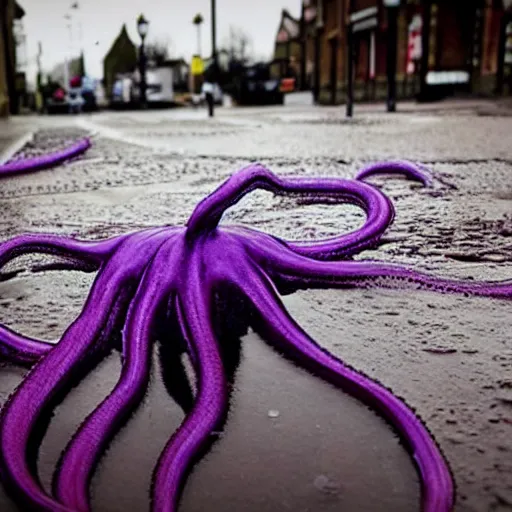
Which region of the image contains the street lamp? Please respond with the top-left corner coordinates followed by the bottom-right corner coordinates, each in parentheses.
top-left (137, 14), bottom-right (149, 108)
top-left (313, 0), bottom-right (324, 104)
top-left (193, 13), bottom-right (204, 56)
top-left (209, 0), bottom-right (217, 118)
top-left (384, 0), bottom-right (400, 112)
top-left (346, 0), bottom-right (354, 117)
top-left (211, 0), bottom-right (217, 67)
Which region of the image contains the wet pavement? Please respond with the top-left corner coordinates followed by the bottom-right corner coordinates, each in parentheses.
top-left (0, 100), bottom-right (511, 512)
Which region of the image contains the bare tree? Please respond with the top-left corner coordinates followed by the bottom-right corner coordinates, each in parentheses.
top-left (223, 26), bottom-right (253, 64)
top-left (145, 39), bottom-right (172, 67)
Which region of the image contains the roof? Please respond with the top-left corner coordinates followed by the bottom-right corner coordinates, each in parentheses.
top-left (275, 9), bottom-right (300, 44)
top-left (15, 2), bottom-right (25, 19)
top-left (104, 24), bottom-right (136, 61)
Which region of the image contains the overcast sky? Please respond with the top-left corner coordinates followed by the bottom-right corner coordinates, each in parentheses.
top-left (19, 0), bottom-right (300, 81)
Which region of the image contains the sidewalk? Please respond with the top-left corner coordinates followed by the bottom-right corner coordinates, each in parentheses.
top-left (0, 118), bottom-right (35, 164)
top-left (334, 97), bottom-right (512, 116)
top-left (285, 91), bottom-right (512, 116)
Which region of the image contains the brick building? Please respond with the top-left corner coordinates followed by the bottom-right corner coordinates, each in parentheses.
top-left (498, 2), bottom-right (512, 94)
top-left (419, 0), bottom-right (512, 99)
top-left (302, 0), bottom-right (512, 104)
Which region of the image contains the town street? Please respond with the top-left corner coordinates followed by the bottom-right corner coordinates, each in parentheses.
top-left (0, 98), bottom-right (511, 512)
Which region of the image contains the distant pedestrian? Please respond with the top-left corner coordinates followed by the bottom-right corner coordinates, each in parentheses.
top-left (202, 80), bottom-right (214, 117)
top-left (69, 76), bottom-right (84, 114)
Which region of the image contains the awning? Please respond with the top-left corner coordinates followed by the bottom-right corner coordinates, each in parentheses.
top-left (349, 7), bottom-right (378, 34)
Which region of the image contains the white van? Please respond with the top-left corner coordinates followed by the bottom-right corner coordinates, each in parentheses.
top-left (146, 68), bottom-right (174, 104)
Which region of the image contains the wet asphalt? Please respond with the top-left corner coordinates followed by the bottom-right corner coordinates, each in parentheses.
top-left (0, 97), bottom-right (511, 512)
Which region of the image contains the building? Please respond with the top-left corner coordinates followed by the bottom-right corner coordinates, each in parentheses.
top-left (301, 0), bottom-right (318, 90)
top-left (161, 58), bottom-right (190, 93)
top-left (305, 0), bottom-right (512, 105)
top-left (271, 9), bottom-right (302, 83)
top-left (103, 24), bottom-right (138, 100)
top-left (498, 3), bottom-right (512, 94)
top-left (418, 0), bottom-right (512, 99)
top-left (0, 0), bottom-right (25, 116)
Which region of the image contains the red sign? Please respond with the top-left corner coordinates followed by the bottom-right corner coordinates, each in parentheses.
top-left (406, 15), bottom-right (422, 75)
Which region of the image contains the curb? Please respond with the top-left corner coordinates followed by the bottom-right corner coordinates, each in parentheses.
top-left (0, 131), bottom-right (34, 165)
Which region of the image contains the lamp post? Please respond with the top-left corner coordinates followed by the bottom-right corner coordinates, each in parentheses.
top-left (70, 2), bottom-right (85, 76)
top-left (211, 0), bottom-right (217, 70)
top-left (207, 0), bottom-right (217, 118)
top-left (313, 0), bottom-right (324, 104)
top-left (63, 13), bottom-right (72, 94)
top-left (384, 0), bottom-right (400, 112)
top-left (299, 1), bottom-right (306, 91)
top-left (137, 14), bottom-right (149, 108)
top-left (193, 13), bottom-right (204, 57)
top-left (346, 0), bottom-right (354, 117)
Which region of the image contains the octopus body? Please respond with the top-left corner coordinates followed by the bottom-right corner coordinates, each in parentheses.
top-left (0, 162), bottom-right (510, 512)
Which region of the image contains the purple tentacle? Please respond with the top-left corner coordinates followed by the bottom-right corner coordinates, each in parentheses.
top-left (241, 232), bottom-right (512, 300)
top-left (0, 325), bottom-right (53, 366)
top-left (235, 266), bottom-right (454, 512)
top-left (355, 160), bottom-right (433, 187)
top-left (0, 231), bottom-right (167, 511)
top-left (0, 230), bottom-right (169, 365)
top-left (29, 260), bottom-right (98, 274)
top-left (151, 255), bottom-right (228, 512)
top-left (0, 138), bottom-right (91, 177)
top-left (0, 232), bottom-right (123, 268)
top-left (0, 271), bottom-right (126, 510)
top-left (53, 236), bottom-right (178, 512)
top-left (187, 164), bottom-right (395, 260)
top-left (0, 234), bottom-right (116, 365)
top-left (269, 250), bottom-right (512, 300)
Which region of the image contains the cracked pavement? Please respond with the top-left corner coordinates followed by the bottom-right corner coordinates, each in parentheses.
top-left (0, 99), bottom-right (511, 512)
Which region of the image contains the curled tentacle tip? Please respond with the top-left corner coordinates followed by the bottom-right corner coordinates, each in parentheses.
top-left (0, 136), bottom-right (92, 177)
top-left (412, 161), bottom-right (435, 187)
top-left (355, 160), bottom-right (434, 188)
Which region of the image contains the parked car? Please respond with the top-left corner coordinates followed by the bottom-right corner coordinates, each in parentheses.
top-left (45, 76), bottom-right (98, 114)
top-left (45, 87), bottom-right (69, 114)
top-left (81, 76), bottom-right (98, 112)
top-left (235, 63), bottom-right (284, 106)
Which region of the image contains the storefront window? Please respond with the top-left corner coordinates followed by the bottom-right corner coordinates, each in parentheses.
top-left (505, 21), bottom-right (512, 66)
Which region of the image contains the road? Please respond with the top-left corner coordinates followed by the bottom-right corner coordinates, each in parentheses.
top-left (0, 99), bottom-right (511, 512)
